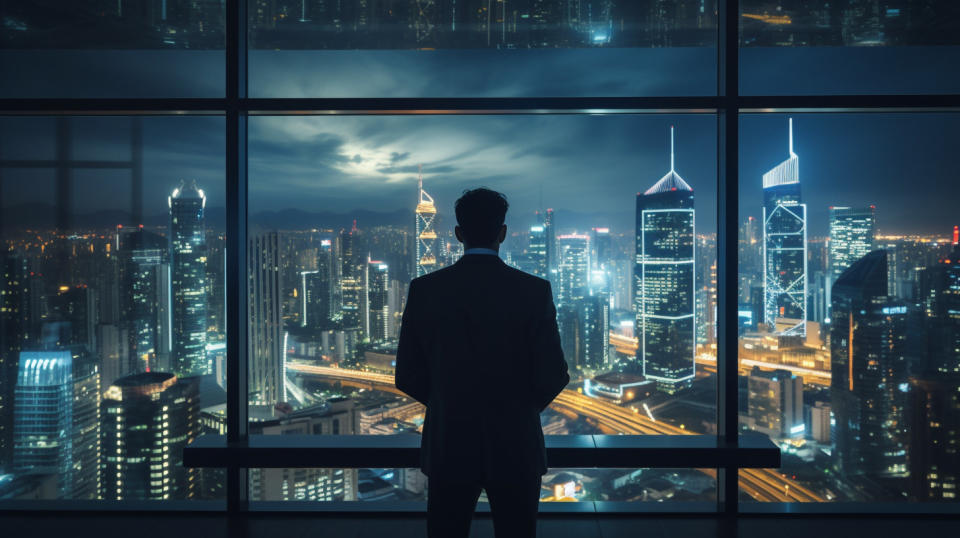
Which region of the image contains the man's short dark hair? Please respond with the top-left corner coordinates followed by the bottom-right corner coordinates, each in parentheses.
top-left (454, 188), bottom-right (509, 246)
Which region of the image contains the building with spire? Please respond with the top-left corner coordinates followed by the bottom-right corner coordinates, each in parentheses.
top-left (415, 165), bottom-right (438, 277)
top-left (169, 180), bottom-right (209, 377)
top-left (762, 118), bottom-right (807, 336)
top-left (635, 126), bottom-right (695, 392)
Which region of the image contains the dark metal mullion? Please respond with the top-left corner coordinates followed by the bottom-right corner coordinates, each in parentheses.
top-left (718, 0), bottom-right (741, 517)
top-left (225, 0), bottom-right (249, 516)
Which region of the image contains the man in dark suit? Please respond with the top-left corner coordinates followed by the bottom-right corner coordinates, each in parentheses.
top-left (396, 188), bottom-right (569, 538)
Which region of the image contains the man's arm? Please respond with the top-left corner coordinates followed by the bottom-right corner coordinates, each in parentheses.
top-left (531, 281), bottom-right (570, 413)
top-left (395, 279), bottom-right (429, 404)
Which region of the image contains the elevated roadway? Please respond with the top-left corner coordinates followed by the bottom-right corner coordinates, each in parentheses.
top-left (287, 363), bottom-right (823, 502)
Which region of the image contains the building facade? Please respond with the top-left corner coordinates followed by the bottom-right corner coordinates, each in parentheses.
top-left (100, 372), bottom-right (200, 500)
top-left (762, 118), bottom-right (807, 336)
top-left (635, 127), bottom-right (695, 391)
top-left (169, 181), bottom-right (209, 377)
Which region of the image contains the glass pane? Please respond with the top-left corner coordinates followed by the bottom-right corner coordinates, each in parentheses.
top-left (0, 116), bottom-right (226, 502)
top-left (740, 2), bottom-right (960, 94)
top-left (248, 1), bottom-right (717, 97)
top-left (738, 113), bottom-right (960, 503)
top-left (247, 113), bottom-right (718, 503)
top-left (0, 3), bottom-right (225, 97)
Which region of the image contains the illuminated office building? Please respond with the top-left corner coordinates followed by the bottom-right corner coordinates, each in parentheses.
top-left (415, 166), bottom-right (438, 277)
top-left (249, 399), bottom-right (358, 502)
top-left (829, 206), bottom-right (876, 280)
top-left (581, 293), bottom-right (610, 371)
top-left (762, 118), bottom-right (807, 336)
top-left (747, 367), bottom-right (804, 439)
top-left (831, 250), bottom-right (909, 480)
top-left (527, 224), bottom-right (549, 279)
top-left (635, 126), bottom-right (695, 392)
top-left (249, 231), bottom-right (284, 406)
top-left (301, 239), bottom-right (335, 330)
top-left (13, 350), bottom-right (100, 499)
top-left (908, 374), bottom-right (960, 501)
top-left (0, 254), bottom-right (29, 467)
top-left (557, 234), bottom-right (590, 305)
top-left (919, 233), bottom-right (960, 375)
top-left (339, 226), bottom-right (364, 332)
top-left (100, 372), bottom-right (199, 500)
top-left (365, 259), bottom-right (390, 343)
top-left (169, 180), bottom-right (209, 377)
top-left (117, 227), bottom-right (170, 376)
top-left (827, 206), bottom-right (876, 318)
top-left (592, 227), bottom-right (612, 269)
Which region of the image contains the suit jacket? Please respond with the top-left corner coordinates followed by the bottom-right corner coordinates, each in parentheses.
top-left (395, 254), bottom-right (569, 481)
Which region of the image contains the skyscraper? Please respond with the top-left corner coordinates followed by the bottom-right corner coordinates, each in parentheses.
top-left (415, 166), bottom-right (438, 278)
top-left (100, 372), bottom-right (200, 500)
top-left (544, 208), bottom-right (556, 286)
top-left (365, 259), bottom-right (390, 343)
top-left (919, 232), bottom-right (960, 375)
top-left (581, 293), bottom-right (610, 371)
top-left (635, 126), bottom-right (695, 392)
top-left (908, 374), bottom-right (960, 501)
top-left (13, 349), bottom-right (100, 499)
top-left (249, 231), bottom-right (284, 406)
top-left (301, 238), bottom-right (336, 330)
top-left (169, 181), bottom-right (209, 377)
top-left (117, 227), bottom-right (169, 376)
top-left (762, 118), bottom-right (807, 336)
top-left (339, 225), bottom-right (364, 332)
top-left (557, 234), bottom-right (590, 305)
top-left (592, 227), bottom-right (612, 269)
top-left (827, 206), bottom-right (876, 319)
top-left (0, 253), bottom-right (29, 467)
top-left (829, 206), bottom-right (876, 281)
top-left (527, 224), bottom-right (549, 279)
top-left (831, 250), bottom-right (909, 480)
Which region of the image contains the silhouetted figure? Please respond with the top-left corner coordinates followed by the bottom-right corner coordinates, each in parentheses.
top-left (396, 188), bottom-right (569, 538)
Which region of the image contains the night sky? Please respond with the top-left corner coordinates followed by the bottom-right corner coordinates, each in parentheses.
top-left (1, 47), bottom-right (958, 238)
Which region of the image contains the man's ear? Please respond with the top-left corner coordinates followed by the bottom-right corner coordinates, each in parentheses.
top-left (498, 225), bottom-right (507, 244)
top-left (455, 226), bottom-right (464, 243)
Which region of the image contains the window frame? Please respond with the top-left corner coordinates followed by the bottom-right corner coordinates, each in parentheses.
top-left (1, 0), bottom-right (958, 515)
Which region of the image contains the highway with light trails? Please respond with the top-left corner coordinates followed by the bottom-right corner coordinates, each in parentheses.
top-left (287, 362), bottom-right (824, 503)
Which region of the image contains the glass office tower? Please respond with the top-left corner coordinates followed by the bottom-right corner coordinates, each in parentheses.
top-left (365, 260), bottom-right (390, 343)
top-left (635, 127), bottom-right (695, 392)
top-left (169, 181), bottom-right (209, 377)
top-left (830, 250), bottom-right (909, 480)
top-left (528, 225), bottom-right (549, 279)
top-left (117, 228), bottom-right (170, 377)
top-left (762, 118), bottom-right (808, 336)
top-left (827, 206), bottom-right (876, 319)
top-left (13, 350), bottom-right (100, 499)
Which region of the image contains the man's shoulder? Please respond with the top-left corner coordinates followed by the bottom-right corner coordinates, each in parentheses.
top-left (411, 262), bottom-right (549, 292)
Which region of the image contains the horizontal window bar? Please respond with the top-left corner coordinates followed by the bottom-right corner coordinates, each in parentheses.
top-left (1, 96), bottom-right (958, 115)
top-left (183, 434), bottom-right (780, 470)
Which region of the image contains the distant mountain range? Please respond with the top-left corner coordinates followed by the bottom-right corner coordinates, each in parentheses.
top-left (0, 203), bottom-right (634, 235)
top-left (0, 204), bottom-right (411, 233)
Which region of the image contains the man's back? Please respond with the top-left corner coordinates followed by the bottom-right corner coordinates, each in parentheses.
top-left (395, 253), bottom-right (569, 481)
